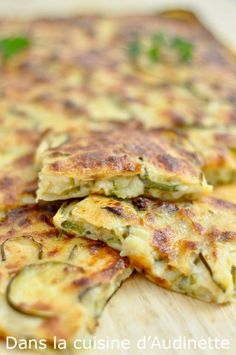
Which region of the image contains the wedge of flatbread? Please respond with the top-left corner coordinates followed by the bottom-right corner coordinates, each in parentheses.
top-left (0, 204), bottom-right (132, 349)
top-left (54, 195), bottom-right (236, 303)
top-left (36, 123), bottom-right (211, 202)
top-left (0, 117), bottom-right (105, 219)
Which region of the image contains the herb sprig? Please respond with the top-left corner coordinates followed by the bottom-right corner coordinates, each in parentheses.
top-left (127, 32), bottom-right (194, 64)
top-left (148, 32), bottom-right (165, 62)
top-left (127, 39), bottom-right (142, 61)
top-left (171, 36), bottom-right (194, 62)
top-left (0, 36), bottom-right (31, 64)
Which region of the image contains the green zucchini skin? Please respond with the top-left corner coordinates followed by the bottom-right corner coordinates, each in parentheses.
top-left (0, 205), bottom-right (132, 343)
top-left (6, 262), bottom-right (85, 318)
top-left (54, 194), bottom-right (236, 304)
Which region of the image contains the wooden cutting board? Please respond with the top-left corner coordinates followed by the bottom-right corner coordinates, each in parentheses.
top-left (1, 274), bottom-right (235, 355)
top-left (0, 1), bottom-right (236, 354)
top-left (96, 274), bottom-right (236, 355)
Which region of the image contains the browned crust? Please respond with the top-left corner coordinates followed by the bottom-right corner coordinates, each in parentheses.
top-left (0, 10), bottom-right (236, 211)
top-left (0, 129), bottom-right (46, 212)
top-left (0, 205), bottom-right (131, 341)
top-left (152, 228), bottom-right (175, 259)
top-left (89, 195), bottom-right (236, 261)
top-left (42, 124), bottom-right (202, 181)
top-left (0, 10), bottom-right (236, 130)
top-left (205, 196), bottom-right (236, 212)
top-left (181, 128), bottom-right (236, 174)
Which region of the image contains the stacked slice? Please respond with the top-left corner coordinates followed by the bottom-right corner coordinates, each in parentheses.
top-left (36, 123), bottom-right (211, 201)
top-left (54, 195), bottom-right (236, 304)
top-left (36, 121), bottom-right (236, 304)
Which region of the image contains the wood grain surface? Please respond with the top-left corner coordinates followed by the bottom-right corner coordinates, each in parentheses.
top-left (0, 1), bottom-right (236, 354)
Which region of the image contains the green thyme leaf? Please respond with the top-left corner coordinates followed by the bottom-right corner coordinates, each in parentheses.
top-left (127, 33), bottom-right (194, 64)
top-left (0, 36), bottom-right (31, 64)
top-left (171, 36), bottom-right (194, 62)
top-left (127, 39), bottom-right (142, 60)
top-left (148, 32), bottom-right (166, 62)
top-left (148, 46), bottom-right (160, 62)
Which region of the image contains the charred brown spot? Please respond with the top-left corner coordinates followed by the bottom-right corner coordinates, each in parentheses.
top-left (39, 213), bottom-right (55, 227)
top-left (73, 277), bottom-right (91, 288)
top-left (145, 212), bottom-right (155, 224)
top-left (0, 206), bottom-right (56, 240)
top-left (220, 231), bottom-right (236, 241)
top-left (178, 207), bottom-right (204, 234)
top-left (156, 154), bottom-right (180, 172)
top-left (104, 206), bottom-right (125, 217)
top-left (157, 201), bottom-right (179, 213)
top-left (152, 228), bottom-right (174, 258)
top-left (167, 111), bottom-right (186, 126)
top-left (209, 228), bottom-right (236, 242)
top-left (208, 197), bottom-right (236, 211)
top-left (17, 217), bottom-right (31, 227)
top-left (132, 196), bottom-right (152, 210)
top-left (179, 207), bottom-right (194, 218)
top-left (47, 248), bottom-right (60, 257)
top-left (100, 259), bottom-right (128, 280)
top-left (152, 276), bottom-right (168, 287)
top-left (63, 99), bottom-right (78, 109)
top-left (63, 99), bottom-right (87, 116)
top-left (0, 177), bottom-right (13, 189)
top-left (5, 207), bottom-right (33, 223)
top-left (50, 161), bottom-right (61, 172)
top-left (182, 240), bottom-right (198, 250)
top-left (14, 153), bottom-right (34, 167)
top-left (89, 240), bottom-right (106, 254)
top-left (193, 222), bottom-right (204, 234)
top-left (180, 149), bottom-right (202, 166)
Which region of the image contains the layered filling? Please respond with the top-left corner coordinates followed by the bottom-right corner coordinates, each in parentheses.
top-left (57, 216), bottom-right (236, 303)
top-left (185, 128), bottom-right (236, 186)
top-left (54, 199), bottom-right (236, 304)
top-left (205, 167), bottom-right (236, 186)
top-left (38, 167), bottom-right (211, 202)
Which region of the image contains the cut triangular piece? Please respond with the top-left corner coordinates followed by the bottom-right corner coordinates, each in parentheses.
top-left (37, 123), bottom-right (211, 202)
top-left (0, 204), bottom-right (132, 347)
top-left (54, 195), bottom-right (236, 303)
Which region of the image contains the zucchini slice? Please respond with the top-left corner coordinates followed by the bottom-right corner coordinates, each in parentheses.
top-left (0, 236), bottom-right (43, 294)
top-left (144, 180), bottom-right (179, 191)
top-left (7, 261), bottom-right (85, 318)
top-left (1, 236), bottom-right (42, 262)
